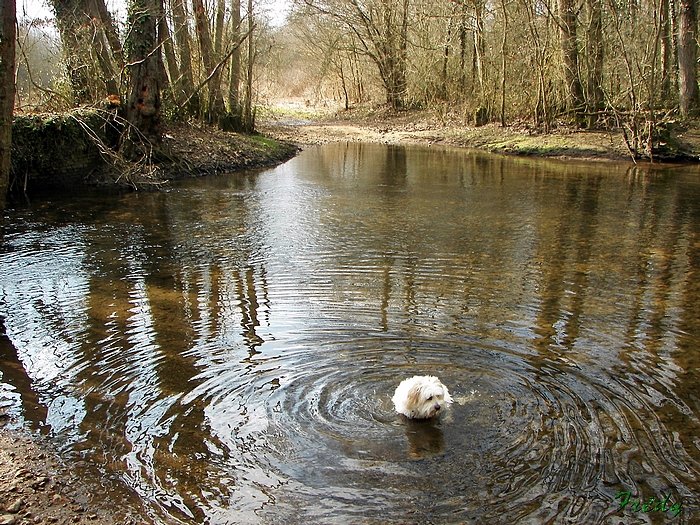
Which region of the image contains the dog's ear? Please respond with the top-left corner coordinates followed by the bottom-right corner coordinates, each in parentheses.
top-left (406, 384), bottom-right (423, 408)
top-left (442, 385), bottom-right (453, 404)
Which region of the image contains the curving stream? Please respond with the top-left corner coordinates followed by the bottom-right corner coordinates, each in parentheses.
top-left (1, 142), bottom-right (699, 524)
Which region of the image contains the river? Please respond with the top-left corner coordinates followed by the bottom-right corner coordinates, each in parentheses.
top-left (1, 142), bottom-right (699, 524)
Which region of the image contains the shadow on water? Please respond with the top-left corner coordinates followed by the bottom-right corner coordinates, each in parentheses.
top-left (1, 143), bottom-right (700, 524)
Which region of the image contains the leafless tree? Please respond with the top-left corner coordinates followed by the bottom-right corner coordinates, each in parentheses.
top-left (0, 0), bottom-right (15, 205)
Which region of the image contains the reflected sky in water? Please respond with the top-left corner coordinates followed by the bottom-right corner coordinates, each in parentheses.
top-left (1, 143), bottom-right (700, 524)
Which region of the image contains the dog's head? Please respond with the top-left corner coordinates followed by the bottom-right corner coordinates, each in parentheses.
top-left (393, 375), bottom-right (453, 419)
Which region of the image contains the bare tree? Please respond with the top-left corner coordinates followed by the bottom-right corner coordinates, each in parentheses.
top-left (193, 0), bottom-right (226, 121)
top-left (585, 0), bottom-right (603, 125)
top-left (299, 0), bottom-right (410, 109)
top-left (158, 2), bottom-right (180, 95)
top-left (125, 0), bottom-right (164, 146)
top-left (499, 0), bottom-right (508, 126)
top-left (50, 0), bottom-right (94, 103)
top-left (659, 0), bottom-right (675, 102)
top-left (678, 0), bottom-right (699, 117)
top-left (47, 0), bottom-right (122, 102)
top-left (170, 0), bottom-right (198, 111)
top-left (226, 0), bottom-right (243, 128)
top-left (243, 0), bottom-right (255, 130)
top-left (558, 0), bottom-right (584, 122)
top-left (0, 0), bottom-right (15, 205)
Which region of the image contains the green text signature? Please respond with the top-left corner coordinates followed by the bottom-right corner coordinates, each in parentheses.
top-left (615, 491), bottom-right (683, 518)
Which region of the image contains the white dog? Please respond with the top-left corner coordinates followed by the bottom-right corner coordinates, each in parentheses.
top-left (392, 375), bottom-right (453, 419)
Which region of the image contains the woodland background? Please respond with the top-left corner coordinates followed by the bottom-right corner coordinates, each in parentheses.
top-left (1, 0), bottom-right (700, 202)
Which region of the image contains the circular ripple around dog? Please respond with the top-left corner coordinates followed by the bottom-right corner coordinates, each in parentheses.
top-left (190, 337), bottom-right (690, 524)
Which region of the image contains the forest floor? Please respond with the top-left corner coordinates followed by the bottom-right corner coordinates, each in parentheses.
top-left (258, 103), bottom-right (700, 162)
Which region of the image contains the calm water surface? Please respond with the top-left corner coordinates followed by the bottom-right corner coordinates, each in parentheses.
top-left (1, 143), bottom-right (700, 524)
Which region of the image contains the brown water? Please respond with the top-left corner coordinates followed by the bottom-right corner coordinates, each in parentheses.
top-left (1, 142), bottom-right (700, 524)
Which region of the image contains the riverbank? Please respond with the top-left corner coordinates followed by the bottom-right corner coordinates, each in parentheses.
top-left (9, 112), bottom-right (299, 195)
top-left (10, 106), bottom-right (700, 196)
top-left (258, 105), bottom-right (700, 162)
top-left (0, 427), bottom-right (141, 525)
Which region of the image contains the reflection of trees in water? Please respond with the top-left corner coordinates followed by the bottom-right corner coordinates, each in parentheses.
top-left (1, 187), bottom-right (276, 521)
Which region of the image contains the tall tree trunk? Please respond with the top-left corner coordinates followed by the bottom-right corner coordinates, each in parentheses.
top-left (90, 18), bottom-right (119, 96)
top-left (458, 1), bottom-right (468, 94)
top-left (125, 0), bottom-right (164, 145)
top-left (376, 0), bottom-right (408, 109)
top-left (88, 0), bottom-right (124, 66)
top-left (212, 0), bottom-right (226, 119)
top-left (243, 0), bottom-right (255, 131)
top-left (51, 0), bottom-right (94, 103)
top-left (227, 0), bottom-right (242, 125)
top-left (87, 0), bottom-right (122, 95)
top-left (660, 0), bottom-right (674, 102)
top-left (398, 0), bottom-right (409, 106)
top-left (558, 0), bottom-right (584, 121)
top-left (193, 0), bottom-right (225, 122)
top-left (89, 0), bottom-right (123, 65)
top-left (523, 0), bottom-right (550, 130)
top-left (472, 0), bottom-right (487, 102)
top-left (215, 0), bottom-right (225, 58)
top-left (0, 0), bottom-right (15, 206)
top-left (170, 0), bottom-right (197, 112)
top-left (157, 4), bottom-right (179, 93)
top-left (52, 0), bottom-right (122, 102)
top-left (440, 13), bottom-right (453, 101)
top-left (499, 0), bottom-right (508, 126)
top-left (585, 0), bottom-right (603, 125)
top-left (678, 0), bottom-right (699, 117)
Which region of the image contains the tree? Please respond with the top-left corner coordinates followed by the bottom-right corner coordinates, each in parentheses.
top-left (678, 0), bottom-right (699, 117)
top-left (50, 0), bottom-right (94, 103)
top-left (158, 2), bottom-right (180, 96)
top-left (226, 0), bottom-right (243, 128)
top-left (0, 0), bottom-right (15, 206)
top-left (170, 0), bottom-right (198, 112)
top-left (499, 0), bottom-right (509, 126)
top-left (585, 0), bottom-right (603, 125)
top-left (50, 0), bottom-right (121, 103)
top-left (193, 0), bottom-right (226, 121)
top-left (558, 0), bottom-right (584, 122)
top-left (300, 0), bottom-right (410, 109)
top-left (125, 0), bottom-right (165, 146)
top-left (243, 0), bottom-right (255, 130)
top-left (659, 0), bottom-right (675, 102)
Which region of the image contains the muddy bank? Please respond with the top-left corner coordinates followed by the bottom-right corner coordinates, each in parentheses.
top-left (159, 122), bottom-right (299, 180)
